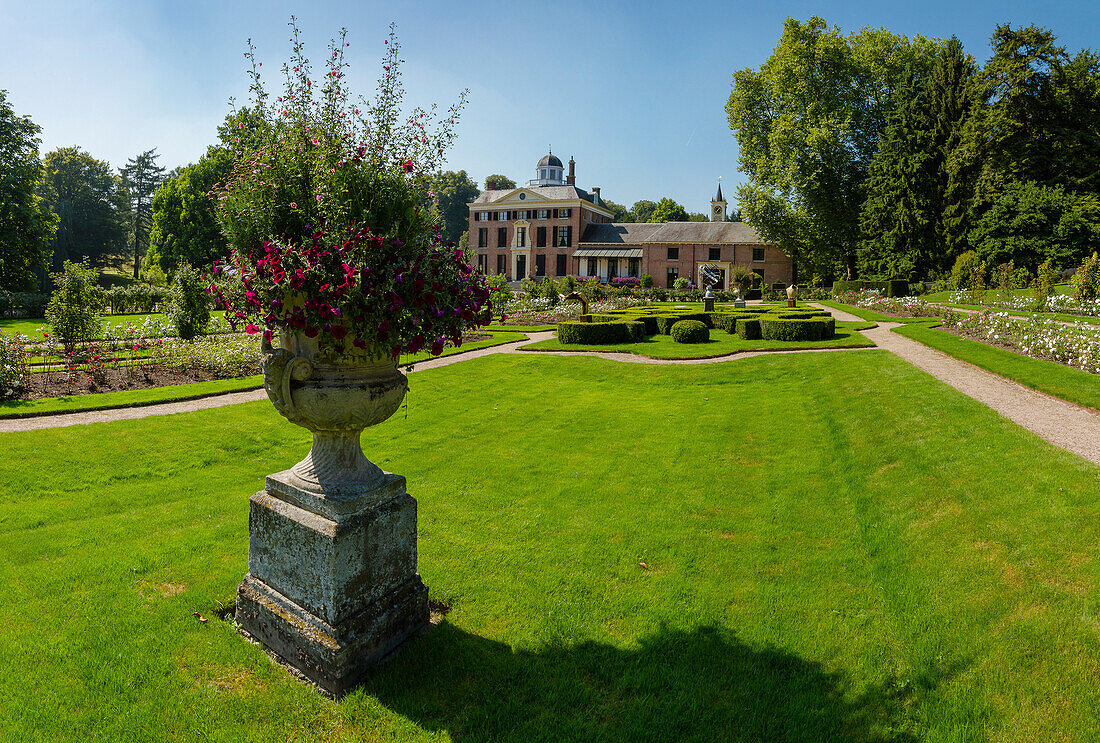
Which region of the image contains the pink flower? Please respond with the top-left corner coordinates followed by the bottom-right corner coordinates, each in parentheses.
top-left (290, 202), bottom-right (298, 209)
top-left (316, 194), bottom-right (322, 202)
top-left (402, 160), bottom-right (414, 173)
top-left (245, 324), bottom-right (260, 334)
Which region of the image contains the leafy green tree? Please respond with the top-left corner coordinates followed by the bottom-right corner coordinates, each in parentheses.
top-left (629, 200), bottom-right (658, 223)
top-left (970, 181), bottom-right (1100, 272)
top-left (727, 16), bottom-right (938, 279)
top-left (603, 199), bottom-right (631, 222)
top-left (146, 147), bottom-right (233, 276)
top-left (859, 37), bottom-right (980, 280)
top-left (650, 198), bottom-right (689, 223)
top-left (484, 174), bottom-right (515, 190)
top-left (46, 260), bottom-right (104, 347)
top-left (429, 170), bottom-right (480, 245)
top-left (38, 147), bottom-right (128, 271)
top-left (168, 262), bottom-right (211, 340)
top-left (0, 90), bottom-right (56, 290)
top-left (120, 149), bottom-right (166, 279)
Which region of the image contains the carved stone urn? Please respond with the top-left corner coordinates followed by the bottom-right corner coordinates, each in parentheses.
top-left (235, 329), bottom-right (429, 696)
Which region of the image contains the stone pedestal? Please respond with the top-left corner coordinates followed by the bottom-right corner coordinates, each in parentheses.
top-left (236, 469), bottom-right (428, 696)
top-left (733, 299), bottom-right (746, 308)
top-left (703, 297), bottom-right (715, 312)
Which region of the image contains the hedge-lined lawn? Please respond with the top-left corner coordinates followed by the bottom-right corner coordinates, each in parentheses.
top-left (5, 352), bottom-right (1099, 740)
top-left (893, 322), bottom-right (1100, 412)
top-left (815, 300), bottom-right (937, 324)
top-left (0, 332), bottom-right (528, 419)
top-left (520, 320), bottom-right (874, 359)
top-left (921, 284), bottom-right (1072, 304)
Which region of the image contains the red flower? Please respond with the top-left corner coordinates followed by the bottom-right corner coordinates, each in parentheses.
top-left (430, 338), bottom-right (444, 356)
top-left (245, 324), bottom-right (260, 334)
top-left (402, 159), bottom-right (413, 173)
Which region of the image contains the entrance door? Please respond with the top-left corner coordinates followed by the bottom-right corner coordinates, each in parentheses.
top-left (608, 258), bottom-right (618, 280)
top-left (516, 255), bottom-right (527, 280)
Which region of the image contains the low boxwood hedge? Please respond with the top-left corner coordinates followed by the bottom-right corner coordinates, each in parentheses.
top-left (760, 317), bottom-right (830, 341)
top-left (735, 317), bottom-right (762, 340)
top-left (654, 313), bottom-right (710, 334)
top-left (710, 313), bottom-right (739, 334)
top-left (670, 320), bottom-right (709, 343)
top-left (832, 279), bottom-right (908, 298)
top-left (557, 321), bottom-right (644, 344)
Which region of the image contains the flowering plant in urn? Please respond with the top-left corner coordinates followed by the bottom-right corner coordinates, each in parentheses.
top-left (212, 21), bottom-right (488, 494)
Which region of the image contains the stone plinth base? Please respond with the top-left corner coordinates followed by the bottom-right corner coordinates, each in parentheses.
top-left (733, 299), bottom-right (746, 308)
top-left (236, 470), bottom-right (429, 696)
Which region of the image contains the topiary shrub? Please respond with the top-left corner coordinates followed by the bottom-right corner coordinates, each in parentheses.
top-left (557, 321), bottom-right (644, 345)
top-left (168, 263), bottom-right (211, 341)
top-left (735, 317), bottom-right (762, 340)
top-left (670, 319), bottom-right (709, 343)
top-left (760, 317), bottom-right (826, 342)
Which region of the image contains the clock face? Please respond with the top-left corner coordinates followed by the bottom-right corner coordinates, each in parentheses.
top-left (714, 205), bottom-right (722, 214)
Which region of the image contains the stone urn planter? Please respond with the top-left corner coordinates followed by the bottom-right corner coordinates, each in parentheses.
top-left (234, 329), bottom-right (429, 696)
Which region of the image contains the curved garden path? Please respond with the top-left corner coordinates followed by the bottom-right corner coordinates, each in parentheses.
top-left (810, 303), bottom-right (1100, 465)
top-left (9, 314), bottom-right (1100, 469)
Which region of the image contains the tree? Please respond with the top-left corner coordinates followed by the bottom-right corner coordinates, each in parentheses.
top-left (969, 181), bottom-right (1100, 272)
top-left (603, 199), bottom-right (632, 222)
top-left (429, 170), bottom-right (480, 245)
top-left (119, 149), bottom-right (166, 279)
top-left (167, 262), bottom-right (210, 340)
top-left (146, 147), bottom-right (233, 276)
top-left (727, 17), bottom-right (938, 279)
top-left (650, 197), bottom-right (689, 223)
top-left (38, 147), bottom-right (128, 271)
top-left (630, 199), bottom-right (658, 223)
top-left (46, 260), bottom-right (104, 347)
top-left (0, 90), bottom-right (56, 290)
top-left (858, 37), bottom-right (980, 279)
top-left (484, 174), bottom-right (515, 190)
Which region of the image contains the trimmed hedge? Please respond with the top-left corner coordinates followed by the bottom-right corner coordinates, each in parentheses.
top-left (670, 320), bottom-right (709, 343)
top-left (557, 321), bottom-right (644, 344)
top-left (760, 317), bottom-right (829, 341)
top-left (735, 317), bottom-right (762, 340)
top-left (832, 279), bottom-right (908, 298)
top-left (711, 313), bottom-right (739, 334)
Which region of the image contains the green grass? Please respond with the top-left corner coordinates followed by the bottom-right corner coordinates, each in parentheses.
top-left (0, 376), bottom-right (265, 418)
top-left (0, 311), bottom-right (229, 339)
top-left (0, 332), bottom-right (527, 420)
top-left (483, 323), bottom-right (557, 332)
top-left (815, 300), bottom-right (937, 324)
top-left (919, 283), bottom-right (1072, 304)
top-left (520, 321), bottom-right (875, 359)
top-left (893, 321), bottom-right (1100, 412)
top-left (3, 351), bottom-right (1100, 740)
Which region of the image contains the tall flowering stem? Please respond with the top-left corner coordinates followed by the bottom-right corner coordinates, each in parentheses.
top-left (211, 19), bottom-right (487, 359)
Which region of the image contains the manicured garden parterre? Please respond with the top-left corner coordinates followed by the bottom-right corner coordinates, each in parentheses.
top-left (3, 351), bottom-right (1100, 741)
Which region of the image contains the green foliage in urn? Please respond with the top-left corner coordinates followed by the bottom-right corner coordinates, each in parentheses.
top-left (211, 21), bottom-right (489, 360)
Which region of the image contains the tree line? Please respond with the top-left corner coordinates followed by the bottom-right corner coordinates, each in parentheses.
top-left (727, 19), bottom-right (1100, 283)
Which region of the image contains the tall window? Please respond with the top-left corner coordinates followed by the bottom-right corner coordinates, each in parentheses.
top-left (535, 254), bottom-right (546, 276)
top-left (497, 254), bottom-right (505, 275)
top-left (666, 267), bottom-right (679, 288)
top-left (607, 258), bottom-right (618, 280)
top-left (587, 258), bottom-right (597, 276)
top-left (516, 227), bottom-right (527, 248)
top-left (477, 255), bottom-right (486, 273)
top-left (628, 258), bottom-right (640, 277)
top-left (709, 247), bottom-right (721, 261)
top-left (555, 226), bottom-right (570, 247)
top-left (556, 254), bottom-right (567, 276)
top-left (478, 228), bottom-right (488, 248)
top-left (667, 247), bottom-right (679, 260)
top-left (753, 247), bottom-right (765, 261)
top-left (536, 226), bottom-right (546, 248)
top-left (497, 227), bottom-right (507, 248)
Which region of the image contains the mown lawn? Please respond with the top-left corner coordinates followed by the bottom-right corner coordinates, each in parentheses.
top-left (2, 351), bottom-right (1099, 741)
top-left (0, 311), bottom-right (229, 339)
top-left (518, 321), bottom-right (874, 359)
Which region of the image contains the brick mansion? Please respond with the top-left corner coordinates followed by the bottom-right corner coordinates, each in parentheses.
top-left (467, 151), bottom-right (794, 289)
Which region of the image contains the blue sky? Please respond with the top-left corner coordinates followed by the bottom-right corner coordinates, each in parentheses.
top-left (2, 0), bottom-right (1098, 212)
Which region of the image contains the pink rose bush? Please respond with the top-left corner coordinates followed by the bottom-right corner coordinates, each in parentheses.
top-left (211, 21), bottom-right (488, 359)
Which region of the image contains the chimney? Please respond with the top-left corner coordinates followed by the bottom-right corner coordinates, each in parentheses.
top-left (567, 156), bottom-right (576, 186)
top-left (592, 186), bottom-right (601, 201)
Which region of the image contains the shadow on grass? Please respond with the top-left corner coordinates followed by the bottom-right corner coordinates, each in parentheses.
top-left (363, 622), bottom-right (935, 742)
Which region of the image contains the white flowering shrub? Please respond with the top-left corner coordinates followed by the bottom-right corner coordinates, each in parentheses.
top-left (0, 331), bottom-right (28, 399)
top-left (943, 311), bottom-right (1100, 373)
top-left (150, 335), bottom-right (261, 378)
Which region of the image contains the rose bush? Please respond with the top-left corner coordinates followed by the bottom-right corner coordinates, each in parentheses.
top-left (211, 22), bottom-right (489, 360)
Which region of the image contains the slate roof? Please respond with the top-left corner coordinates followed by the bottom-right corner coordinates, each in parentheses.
top-left (471, 186), bottom-right (606, 208)
top-left (580, 221), bottom-right (764, 245)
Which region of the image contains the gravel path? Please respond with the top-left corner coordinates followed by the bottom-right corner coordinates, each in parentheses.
top-left (810, 303), bottom-right (1100, 465)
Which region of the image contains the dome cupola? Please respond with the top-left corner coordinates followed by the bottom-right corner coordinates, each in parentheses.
top-left (530, 148), bottom-right (566, 186)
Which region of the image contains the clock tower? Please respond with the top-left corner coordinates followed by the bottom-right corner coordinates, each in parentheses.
top-left (710, 182), bottom-right (727, 222)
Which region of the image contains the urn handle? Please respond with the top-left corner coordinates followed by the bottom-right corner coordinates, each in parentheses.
top-left (261, 333), bottom-right (313, 423)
